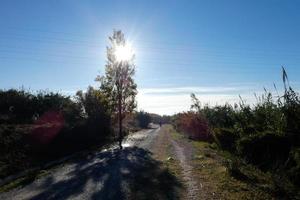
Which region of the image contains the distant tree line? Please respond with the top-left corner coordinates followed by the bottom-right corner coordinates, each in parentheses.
top-left (136, 111), bottom-right (151, 128)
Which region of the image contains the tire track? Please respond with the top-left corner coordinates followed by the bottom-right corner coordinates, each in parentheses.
top-left (171, 139), bottom-right (201, 200)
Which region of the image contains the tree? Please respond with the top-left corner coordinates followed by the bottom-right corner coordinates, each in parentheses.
top-left (136, 111), bottom-right (151, 128)
top-left (96, 30), bottom-right (137, 149)
top-left (191, 93), bottom-right (201, 112)
top-left (76, 86), bottom-right (111, 140)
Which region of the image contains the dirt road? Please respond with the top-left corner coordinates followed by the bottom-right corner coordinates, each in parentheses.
top-left (0, 126), bottom-right (189, 200)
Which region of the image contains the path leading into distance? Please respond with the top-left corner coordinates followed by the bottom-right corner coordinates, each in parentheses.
top-left (1, 125), bottom-right (203, 200)
top-left (0, 127), bottom-right (165, 200)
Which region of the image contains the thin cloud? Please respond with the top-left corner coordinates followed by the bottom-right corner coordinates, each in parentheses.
top-left (137, 91), bottom-right (257, 115)
top-left (138, 86), bottom-right (248, 95)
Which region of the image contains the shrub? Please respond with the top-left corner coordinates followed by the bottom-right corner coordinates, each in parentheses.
top-left (0, 125), bottom-right (32, 178)
top-left (0, 87), bottom-right (113, 177)
top-left (0, 89), bottom-right (36, 123)
top-left (0, 89), bottom-right (77, 124)
top-left (237, 133), bottom-right (291, 170)
top-left (183, 69), bottom-right (300, 195)
top-left (213, 128), bottom-right (239, 152)
top-left (174, 112), bottom-right (212, 142)
top-left (252, 92), bottom-right (283, 134)
top-left (136, 111), bottom-right (151, 128)
top-left (224, 157), bottom-right (249, 181)
top-left (287, 148), bottom-right (300, 186)
top-left (202, 104), bottom-right (236, 129)
top-left (282, 88), bottom-right (300, 146)
top-left (76, 86), bottom-right (111, 141)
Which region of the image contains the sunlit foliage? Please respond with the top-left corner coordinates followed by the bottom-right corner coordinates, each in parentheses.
top-left (96, 30), bottom-right (137, 149)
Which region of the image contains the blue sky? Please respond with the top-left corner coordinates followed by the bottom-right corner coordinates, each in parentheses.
top-left (1, 0), bottom-right (300, 114)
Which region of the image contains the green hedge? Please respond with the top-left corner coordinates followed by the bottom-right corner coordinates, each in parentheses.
top-left (237, 133), bottom-right (291, 170)
top-left (213, 128), bottom-right (239, 152)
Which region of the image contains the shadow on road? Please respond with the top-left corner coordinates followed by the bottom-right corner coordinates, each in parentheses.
top-left (30, 147), bottom-right (182, 200)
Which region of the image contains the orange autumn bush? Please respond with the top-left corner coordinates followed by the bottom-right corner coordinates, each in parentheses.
top-left (174, 112), bottom-right (212, 142)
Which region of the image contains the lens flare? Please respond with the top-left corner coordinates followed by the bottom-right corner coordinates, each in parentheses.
top-left (115, 43), bottom-right (134, 62)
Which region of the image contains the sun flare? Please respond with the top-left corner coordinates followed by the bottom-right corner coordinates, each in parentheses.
top-left (115, 43), bottom-right (134, 62)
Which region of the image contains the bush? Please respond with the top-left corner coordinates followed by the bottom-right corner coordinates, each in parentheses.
top-left (224, 157), bottom-right (249, 181)
top-left (282, 89), bottom-right (300, 146)
top-left (0, 87), bottom-right (113, 177)
top-left (181, 69), bottom-right (300, 195)
top-left (44, 87), bottom-right (112, 156)
top-left (0, 125), bottom-right (32, 178)
top-left (0, 89), bottom-right (36, 123)
top-left (202, 104), bottom-right (236, 129)
top-left (287, 148), bottom-right (300, 186)
top-left (0, 89), bottom-right (77, 124)
top-left (237, 133), bottom-right (291, 170)
top-left (76, 86), bottom-right (111, 141)
top-left (213, 128), bottom-right (239, 152)
top-left (174, 112), bottom-right (212, 141)
top-left (136, 111), bottom-right (151, 128)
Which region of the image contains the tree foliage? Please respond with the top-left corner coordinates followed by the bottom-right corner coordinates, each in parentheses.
top-left (0, 87), bottom-right (112, 178)
top-left (96, 30), bottom-right (137, 148)
top-left (136, 111), bottom-right (151, 128)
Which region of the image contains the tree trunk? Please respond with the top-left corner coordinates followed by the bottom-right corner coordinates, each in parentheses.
top-left (118, 92), bottom-right (123, 149)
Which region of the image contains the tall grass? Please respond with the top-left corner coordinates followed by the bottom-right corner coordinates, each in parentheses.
top-left (173, 68), bottom-right (300, 191)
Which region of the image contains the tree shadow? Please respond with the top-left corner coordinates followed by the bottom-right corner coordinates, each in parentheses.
top-left (30, 147), bottom-right (182, 200)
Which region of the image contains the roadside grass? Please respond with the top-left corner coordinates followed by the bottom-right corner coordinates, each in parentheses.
top-left (160, 126), bottom-right (184, 180)
top-left (193, 141), bottom-right (274, 199)
top-left (128, 154), bottom-right (183, 200)
top-left (151, 126), bottom-right (184, 178)
top-left (170, 127), bottom-right (275, 200)
top-left (0, 143), bottom-right (109, 193)
top-left (0, 170), bottom-right (49, 193)
top-left (164, 143), bottom-right (184, 178)
top-left (130, 125), bottom-right (185, 199)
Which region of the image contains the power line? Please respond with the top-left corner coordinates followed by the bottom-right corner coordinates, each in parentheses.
top-left (0, 54), bottom-right (296, 71)
top-left (1, 38), bottom-right (299, 63)
top-left (1, 31), bottom-right (300, 56)
top-left (2, 26), bottom-right (299, 54)
top-left (0, 27), bottom-right (299, 69)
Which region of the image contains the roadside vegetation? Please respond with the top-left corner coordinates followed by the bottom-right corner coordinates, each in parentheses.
top-left (0, 89), bottom-right (154, 180)
top-left (169, 127), bottom-right (274, 199)
top-left (172, 68), bottom-right (300, 199)
top-left (129, 125), bottom-right (184, 200)
top-left (136, 111), bottom-right (151, 128)
top-left (0, 87), bottom-right (111, 178)
top-left (97, 30), bottom-right (137, 149)
top-left (0, 30), bottom-right (147, 180)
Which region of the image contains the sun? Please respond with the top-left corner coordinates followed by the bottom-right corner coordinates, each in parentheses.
top-left (115, 43), bottom-right (134, 62)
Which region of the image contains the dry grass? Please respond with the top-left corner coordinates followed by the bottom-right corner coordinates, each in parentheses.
top-left (192, 141), bottom-right (274, 199)
top-left (150, 125), bottom-right (186, 198)
top-left (170, 127), bottom-right (275, 200)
